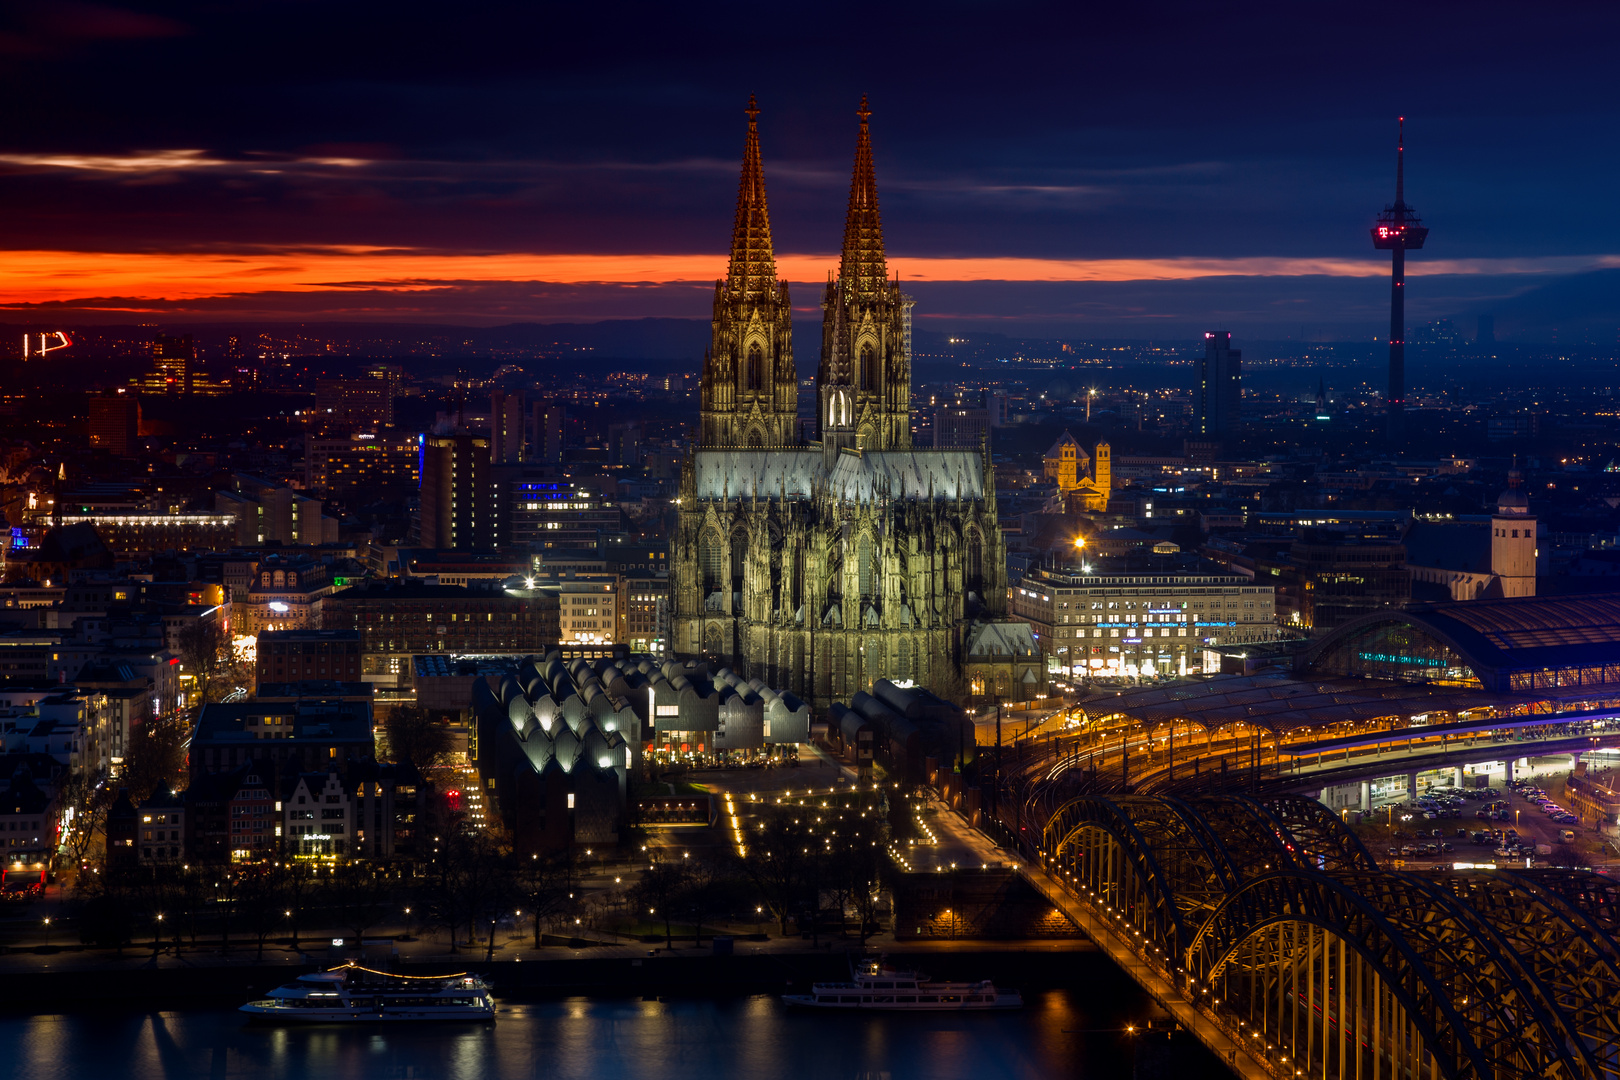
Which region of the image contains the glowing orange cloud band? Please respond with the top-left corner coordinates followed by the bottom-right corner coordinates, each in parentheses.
top-left (0, 247), bottom-right (1613, 305)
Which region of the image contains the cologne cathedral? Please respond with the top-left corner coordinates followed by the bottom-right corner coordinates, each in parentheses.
top-left (670, 97), bottom-right (1006, 706)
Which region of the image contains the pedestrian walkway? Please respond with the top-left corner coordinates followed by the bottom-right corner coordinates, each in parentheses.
top-left (1021, 866), bottom-right (1273, 1080)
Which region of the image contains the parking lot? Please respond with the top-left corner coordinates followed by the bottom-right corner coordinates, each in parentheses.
top-left (1367, 777), bottom-right (1598, 870)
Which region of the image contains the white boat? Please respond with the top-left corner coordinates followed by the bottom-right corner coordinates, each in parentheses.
top-left (782, 958), bottom-right (1022, 1010)
top-left (240, 965), bottom-right (496, 1022)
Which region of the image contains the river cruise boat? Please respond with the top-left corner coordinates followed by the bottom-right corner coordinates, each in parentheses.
top-left (782, 958), bottom-right (1022, 1011)
top-left (240, 965), bottom-right (496, 1022)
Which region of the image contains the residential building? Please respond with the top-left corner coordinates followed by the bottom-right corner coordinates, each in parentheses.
top-left (619, 569), bottom-right (668, 654)
top-left (190, 696), bottom-right (375, 780)
top-left (418, 434), bottom-right (494, 550)
top-left (491, 390), bottom-right (525, 464)
top-left (228, 765), bottom-right (276, 861)
top-left (137, 786), bottom-right (186, 864)
top-left (215, 474), bottom-right (337, 547)
top-left (0, 772), bottom-right (54, 880)
top-left (322, 580), bottom-right (549, 686)
top-left (256, 629), bottom-right (363, 684)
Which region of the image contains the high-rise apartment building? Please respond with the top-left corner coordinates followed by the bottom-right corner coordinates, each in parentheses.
top-left (87, 393), bottom-right (140, 456)
top-left (534, 403), bottom-right (566, 463)
top-left (491, 391), bottom-right (526, 464)
top-left (418, 434), bottom-right (494, 550)
top-left (1195, 331), bottom-right (1242, 439)
top-left (215, 474), bottom-right (336, 546)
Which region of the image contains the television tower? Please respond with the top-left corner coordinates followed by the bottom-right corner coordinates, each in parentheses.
top-left (1371, 118), bottom-right (1428, 440)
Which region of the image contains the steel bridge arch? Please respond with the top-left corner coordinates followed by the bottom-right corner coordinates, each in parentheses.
top-left (1433, 870), bottom-right (1620, 1077)
top-left (1187, 869), bottom-right (1599, 1080)
top-left (1042, 795), bottom-right (1234, 955)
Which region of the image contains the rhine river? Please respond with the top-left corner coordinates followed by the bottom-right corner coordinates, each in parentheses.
top-left (0, 986), bottom-right (1218, 1079)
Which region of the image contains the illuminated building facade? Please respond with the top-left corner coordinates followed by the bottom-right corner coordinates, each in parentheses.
top-left (1010, 561), bottom-right (1278, 679)
top-left (671, 99), bottom-right (1005, 706)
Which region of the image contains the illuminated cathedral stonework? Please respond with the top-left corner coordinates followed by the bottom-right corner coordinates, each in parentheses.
top-left (671, 98), bottom-right (1006, 706)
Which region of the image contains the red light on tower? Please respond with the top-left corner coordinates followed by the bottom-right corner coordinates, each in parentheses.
top-left (1371, 117), bottom-right (1429, 441)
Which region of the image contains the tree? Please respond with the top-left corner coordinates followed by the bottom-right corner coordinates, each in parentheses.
top-left (425, 830), bottom-right (510, 952)
top-left (676, 857), bottom-right (742, 945)
top-left (280, 861), bottom-right (319, 951)
top-left (827, 811), bottom-right (887, 943)
top-left (383, 705), bottom-right (454, 771)
top-left (56, 771), bottom-right (111, 878)
top-left (735, 808), bottom-right (816, 935)
top-left (513, 850), bottom-right (576, 949)
top-left (176, 617), bottom-right (240, 708)
top-left (323, 862), bottom-right (391, 943)
top-left (237, 865), bottom-right (289, 959)
top-left (120, 722), bottom-right (188, 814)
top-left (630, 858), bottom-right (690, 950)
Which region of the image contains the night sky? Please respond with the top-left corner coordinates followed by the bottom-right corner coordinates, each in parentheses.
top-left (1, 1), bottom-right (1616, 340)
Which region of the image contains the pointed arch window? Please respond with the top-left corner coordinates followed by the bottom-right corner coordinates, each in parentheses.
top-left (746, 345), bottom-right (764, 391)
top-left (860, 345), bottom-right (876, 391)
top-left (896, 637), bottom-right (911, 682)
top-left (966, 528), bottom-right (984, 596)
top-left (699, 529), bottom-right (724, 595)
top-left (858, 534), bottom-right (876, 600)
top-left (730, 529), bottom-right (748, 590)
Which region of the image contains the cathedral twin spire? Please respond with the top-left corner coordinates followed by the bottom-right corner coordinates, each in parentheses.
top-left (703, 95), bottom-right (907, 452)
top-left (837, 95), bottom-right (889, 302)
top-left (725, 94), bottom-right (777, 297)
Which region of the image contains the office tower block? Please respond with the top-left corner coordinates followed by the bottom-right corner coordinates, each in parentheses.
top-left (151, 333), bottom-right (195, 394)
top-left (1195, 331), bottom-right (1242, 439)
top-left (87, 393), bottom-right (140, 456)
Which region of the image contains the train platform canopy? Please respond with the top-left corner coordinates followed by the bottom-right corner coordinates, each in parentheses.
top-left (1301, 592), bottom-right (1620, 695)
top-left (1071, 672), bottom-right (1534, 736)
top-left (1075, 594), bottom-right (1620, 735)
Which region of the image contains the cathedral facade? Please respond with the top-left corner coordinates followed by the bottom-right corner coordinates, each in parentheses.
top-left (670, 98), bottom-right (1006, 707)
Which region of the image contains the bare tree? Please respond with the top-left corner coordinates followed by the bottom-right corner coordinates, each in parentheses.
top-left (630, 858), bottom-right (690, 950)
top-left (382, 704), bottom-right (454, 771)
top-left (281, 861), bottom-right (319, 951)
top-left (513, 850), bottom-right (576, 949)
top-left (734, 808), bottom-right (815, 935)
top-left (677, 857), bottom-right (742, 945)
top-left (176, 618), bottom-right (241, 707)
top-left (57, 771), bottom-right (111, 880)
top-left (323, 862), bottom-right (391, 943)
top-left (237, 865), bottom-right (289, 959)
top-left (120, 721), bottom-right (188, 811)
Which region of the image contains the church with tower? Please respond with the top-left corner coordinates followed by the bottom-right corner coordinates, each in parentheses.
top-left (670, 98), bottom-right (1008, 706)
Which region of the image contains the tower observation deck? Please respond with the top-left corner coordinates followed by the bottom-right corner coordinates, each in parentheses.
top-left (1372, 118), bottom-right (1428, 440)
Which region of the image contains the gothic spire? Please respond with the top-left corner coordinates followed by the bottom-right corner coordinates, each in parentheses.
top-left (727, 94), bottom-right (777, 294)
top-left (837, 95), bottom-right (887, 299)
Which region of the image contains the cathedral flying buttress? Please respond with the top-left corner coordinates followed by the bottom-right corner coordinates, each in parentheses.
top-left (672, 98), bottom-right (1006, 708)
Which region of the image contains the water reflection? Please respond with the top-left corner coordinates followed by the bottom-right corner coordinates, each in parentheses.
top-left (0, 987), bottom-right (1216, 1080)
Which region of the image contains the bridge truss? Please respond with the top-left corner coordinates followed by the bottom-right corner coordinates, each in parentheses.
top-left (1042, 793), bottom-right (1620, 1080)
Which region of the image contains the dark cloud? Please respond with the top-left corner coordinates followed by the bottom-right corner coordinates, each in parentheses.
top-left (0, 1), bottom-right (1615, 337)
